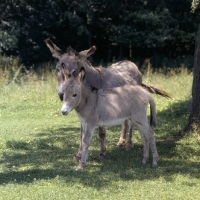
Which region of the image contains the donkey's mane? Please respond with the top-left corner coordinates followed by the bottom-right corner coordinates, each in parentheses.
top-left (67, 46), bottom-right (77, 55)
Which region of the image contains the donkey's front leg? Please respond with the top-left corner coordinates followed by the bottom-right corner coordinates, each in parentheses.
top-left (76, 125), bottom-right (95, 171)
top-left (74, 125), bottom-right (83, 161)
top-left (98, 126), bottom-right (106, 160)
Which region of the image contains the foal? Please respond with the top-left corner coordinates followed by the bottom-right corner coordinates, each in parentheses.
top-left (61, 68), bottom-right (159, 170)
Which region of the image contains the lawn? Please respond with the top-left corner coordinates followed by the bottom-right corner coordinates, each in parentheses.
top-left (0, 69), bottom-right (200, 200)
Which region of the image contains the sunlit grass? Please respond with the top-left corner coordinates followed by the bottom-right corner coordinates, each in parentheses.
top-left (0, 69), bottom-right (200, 200)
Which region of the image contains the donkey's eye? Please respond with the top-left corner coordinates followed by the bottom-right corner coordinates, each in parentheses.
top-left (72, 94), bottom-right (77, 97)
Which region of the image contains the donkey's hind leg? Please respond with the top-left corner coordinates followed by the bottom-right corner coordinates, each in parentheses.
top-left (117, 120), bottom-right (128, 147)
top-left (125, 120), bottom-right (134, 151)
top-left (137, 123), bottom-right (159, 167)
top-left (98, 127), bottom-right (107, 160)
top-left (137, 126), bottom-right (150, 165)
top-left (148, 126), bottom-right (159, 167)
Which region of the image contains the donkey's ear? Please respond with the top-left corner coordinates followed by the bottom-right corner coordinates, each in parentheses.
top-left (77, 46), bottom-right (96, 60)
top-left (61, 65), bottom-right (71, 79)
top-left (71, 69), bottom-right (78, 77)
top-left (45, 38), bottom-right (64, 59)
top-left (77, 67), bottom-right (85, 82)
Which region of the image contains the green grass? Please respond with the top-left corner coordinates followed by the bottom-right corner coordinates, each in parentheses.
top-left (0, 70), bottom-right (200, 200)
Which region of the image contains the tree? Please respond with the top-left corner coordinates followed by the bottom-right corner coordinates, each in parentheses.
top-left (191, 0), bottom-right (200, 12)
top-left (181, 0), bottom-right (200, 134)
top-left (182, 26), bottom-right (200, 134)
top-left (0, 0), bottom-right (20, 55)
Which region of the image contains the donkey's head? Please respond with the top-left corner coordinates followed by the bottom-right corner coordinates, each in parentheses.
top-left (45, 38), bottom-right (96, 100)
top-left (61, 67), bottom-right (85, 115)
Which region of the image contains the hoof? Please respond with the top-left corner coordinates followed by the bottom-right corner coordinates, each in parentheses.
top-left (117, 139), bottom-right (125, 148)
top-left (76, 163), bottom-right (86, 171)
top-left (76, 166), bottom-right (82, 171)
top-left (151, 164), bottom-right (157, 168)
top-left (152, 162), bottom-right (158, 168)
top-left (152, 156), bottom-right (159, 167)
top-left (126, 147), bottom-right (132, 151)
top-left (142, 161), bottom-right (146, 165)
top-left (73, 155), bottom-right (81, 161)
top-left (142, 157), bottom-right (148, 165)
top-left (99, 153), bottom-right (106, 160)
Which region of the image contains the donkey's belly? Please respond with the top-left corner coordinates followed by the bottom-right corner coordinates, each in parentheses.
top-left (98, 118), bottom-right (127, 127)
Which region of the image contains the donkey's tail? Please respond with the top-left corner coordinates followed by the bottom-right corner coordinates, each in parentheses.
top-left (149, 97), bottom-right (157, 127)
top-left (142, 83), bottom-right (171, 99)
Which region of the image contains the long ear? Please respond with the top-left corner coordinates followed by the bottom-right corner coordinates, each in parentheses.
top-left (77, 67), bottom-right (85, 82)
top-left (61, 65), bottom-right (71, 80)
top-left (45, 38), bottom-right (64, 59)
top-left (77, 46), bottom-right (96, 60)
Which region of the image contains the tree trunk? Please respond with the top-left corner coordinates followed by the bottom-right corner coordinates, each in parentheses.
top-left (183, 24), bottom-right (200, 134)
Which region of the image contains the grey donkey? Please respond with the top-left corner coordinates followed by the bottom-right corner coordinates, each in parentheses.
top-left (45, 39), bottom-right (169, 158)
top-left (61, 67), bottom-right (159, 170)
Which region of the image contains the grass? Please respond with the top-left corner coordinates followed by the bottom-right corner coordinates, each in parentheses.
top-left (0, 69), bottom-right (200, 200)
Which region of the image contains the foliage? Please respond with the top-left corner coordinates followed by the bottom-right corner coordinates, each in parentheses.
top-left (1, 69), bottom-right (199, 199)
top-left (191, 0), bottom-right (200, 12)
top-left (0, 55), bottom-right (56, 85)
top-left (0, 56), bottom-right (25, 84)
top-left (0, 0), bottom-right (199, 67)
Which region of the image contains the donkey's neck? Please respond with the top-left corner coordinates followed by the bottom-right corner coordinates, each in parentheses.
top-left (75, 82), bottom-right (97, 114)
top-left (79, 60), bottom-right (104, 89)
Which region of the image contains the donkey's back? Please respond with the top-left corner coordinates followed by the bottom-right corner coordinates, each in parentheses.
top-left (82, 60), bottom-right (142, 89)
top-left (93, 85), bottom-right (156, 127)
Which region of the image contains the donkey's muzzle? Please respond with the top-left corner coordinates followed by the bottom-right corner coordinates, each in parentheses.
top-left (61, 104), bottom-right (71, 115)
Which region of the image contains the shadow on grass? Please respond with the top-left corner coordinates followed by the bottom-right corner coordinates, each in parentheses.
top-left (1, 99), bottom-right (199, 188)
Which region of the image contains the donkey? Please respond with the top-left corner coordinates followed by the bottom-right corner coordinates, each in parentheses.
top-left (45, 39), bottom-right (169, 158)
top-left (61, 68), bottom-right (159, 170)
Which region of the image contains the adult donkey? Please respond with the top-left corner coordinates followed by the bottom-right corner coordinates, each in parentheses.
top-left (61, 67), bottom-right (159, 170)
top-left (45, 39), bottom-right (169, 159)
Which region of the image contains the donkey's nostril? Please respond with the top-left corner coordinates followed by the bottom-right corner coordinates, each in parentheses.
top-left (61, 111), bottom-right (68, 115)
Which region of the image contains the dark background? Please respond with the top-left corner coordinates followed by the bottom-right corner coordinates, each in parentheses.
top-left (0, 0), bottom-right (199, 69)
